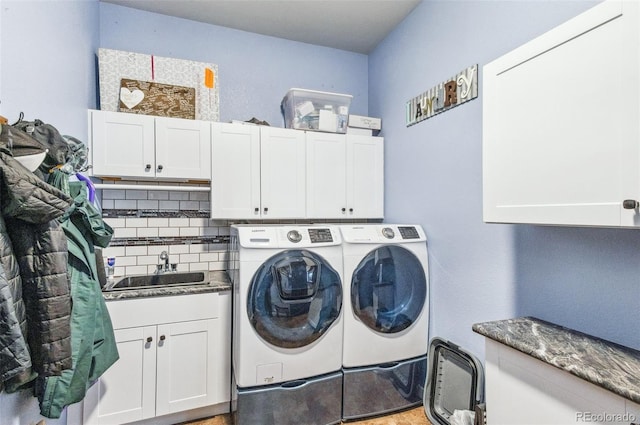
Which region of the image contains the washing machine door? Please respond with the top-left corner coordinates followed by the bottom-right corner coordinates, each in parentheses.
top-left (351, 245), bottom-right (426, 333)
top-left (248, 249), bottom-right (342, 348)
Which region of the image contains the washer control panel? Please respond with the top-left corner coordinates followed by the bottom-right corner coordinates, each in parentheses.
top-left (309, 228), bottom-right (334, 243)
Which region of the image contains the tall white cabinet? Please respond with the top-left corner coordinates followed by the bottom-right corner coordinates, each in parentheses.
top-left (483, 0), bottom-right (640, 227)
top-left (210, 123), bottom-right (384, 220)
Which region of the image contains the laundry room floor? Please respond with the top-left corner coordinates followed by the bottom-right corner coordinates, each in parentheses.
top-left (181, 406), bottom-right (431, 425)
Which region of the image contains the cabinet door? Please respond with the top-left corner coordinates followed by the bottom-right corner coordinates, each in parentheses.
top-left (211, 123), bottom-right (261, 219)
top-left (483, 1), bottom-right (640, 226)
top-left (485, 340), bottom-right (629, 425)
top-left (155, 319), bottom-right (218, 416)
top-left (306, 132), bottom-right (347, 218)
top-left (90, 110), bottom-right (155, 178)
top-left (83, 326), bottom-right (157, 425)
top-left (260, 127), bottom-right (306, 218)
top-left (627, 400), bottom-right (640, 421)
top-left (347, 135), bottom-right (384, 219)
top-left (155, 117), bottom-right (211, 180)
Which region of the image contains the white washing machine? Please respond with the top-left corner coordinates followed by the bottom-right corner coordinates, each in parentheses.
top-left (338, 224), bottom-right (430, 420)
top-left (229, 225), bottom-right (344, 425)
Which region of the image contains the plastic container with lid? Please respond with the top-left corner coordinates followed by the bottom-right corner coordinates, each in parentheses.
top-left (281, 88), bottom-right (352, 133)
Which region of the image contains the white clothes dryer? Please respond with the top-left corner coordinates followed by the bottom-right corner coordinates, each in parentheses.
top-left (229, 225), bottom-right (344, 425)
top-left (338, 224), bottom-right (429, 421)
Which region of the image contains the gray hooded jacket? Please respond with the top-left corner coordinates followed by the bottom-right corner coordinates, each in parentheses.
top-left (0, 148), bottom-right (73, 391)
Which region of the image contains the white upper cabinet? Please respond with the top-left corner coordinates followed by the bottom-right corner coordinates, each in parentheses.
top-left (210, 122), bottom-right (261, 219)
top-left (89, 110), bottom-right (211, 181)
top-left (154, 116), bottom-right (211, 180)
top-left (90, 110), bottom-right (155, 178)
top-left (306, 132), bottom-right (347, 218)
top-left (259, 127), bottom-right (306, 218)
top-left (210, 124), bottom-right (306, 219)
top-left (346, 134), bottom-right (384, 219)
top-left (483, 0), bottom-right (640, 227)
top-left (211, 123), bottom-right (383, 220)
top-left (306, 132), bottom-right (384, 219)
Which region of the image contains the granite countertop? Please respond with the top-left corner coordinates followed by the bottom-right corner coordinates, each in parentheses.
top-left (102, 270), bottom-right (232, 300)
top-left (473, 316), bottom-right (640, 405)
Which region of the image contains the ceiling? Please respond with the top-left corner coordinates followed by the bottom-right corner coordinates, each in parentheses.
top-left (100, 0), bottom-right (422, 54)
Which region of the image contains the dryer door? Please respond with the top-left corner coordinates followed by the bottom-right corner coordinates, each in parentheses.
top-left (351, 245), bottom-right (426, 333)
top-left (248, 249), bottom-right (342, 348)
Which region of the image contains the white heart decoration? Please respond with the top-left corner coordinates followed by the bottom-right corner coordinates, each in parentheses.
top-left (120, 88), bottom-right (145, 109)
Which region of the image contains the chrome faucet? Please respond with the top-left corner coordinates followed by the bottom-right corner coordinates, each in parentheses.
top-left (159, 251), bottom-right (170, 272)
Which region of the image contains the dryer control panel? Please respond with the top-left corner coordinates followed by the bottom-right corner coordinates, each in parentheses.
top-left (340, 224), bottom-right (426, 243)
top-left (398, 226), bottom-right (420, 239)
top-left (382, 226), bottom-right (420, 239)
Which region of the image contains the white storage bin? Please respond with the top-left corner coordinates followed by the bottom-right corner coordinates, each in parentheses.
top-left (282, 88), bottom-right (352, 133)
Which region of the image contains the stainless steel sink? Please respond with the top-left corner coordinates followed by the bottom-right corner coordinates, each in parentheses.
top-left (104, 271), bottom-right (209, 291)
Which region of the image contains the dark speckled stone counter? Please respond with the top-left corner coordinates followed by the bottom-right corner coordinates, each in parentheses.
top-left (102, 270), bottom-right (231, 300)
top-left (473, 316), bottom-right (640, 405)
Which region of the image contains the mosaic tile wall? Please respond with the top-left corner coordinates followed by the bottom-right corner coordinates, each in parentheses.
top-left (99, 182), bottom-right (229, 277)
top-left (98, 181), bottom-right (381, 278)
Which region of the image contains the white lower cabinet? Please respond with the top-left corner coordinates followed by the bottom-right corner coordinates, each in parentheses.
top-left (627, 401), bottom-right (640, 423)
top-left (82, 292), bottom-right (230, 425)
top-left (485, 340), bottom-right (635, 425)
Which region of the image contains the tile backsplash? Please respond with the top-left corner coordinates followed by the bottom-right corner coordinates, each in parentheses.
top-left (101, 186), bottom-right (210, 212)
top-left (97, 180), bottom-right (380, 278)
top-left (99, 181), bottom-right (229, 277)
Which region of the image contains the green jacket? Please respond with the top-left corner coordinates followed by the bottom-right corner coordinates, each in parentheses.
top-left (38, 179), bottom-right (118, 418)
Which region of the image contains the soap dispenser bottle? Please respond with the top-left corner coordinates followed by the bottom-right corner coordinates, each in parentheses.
top-left (107, 257), bottom-right (116, 282)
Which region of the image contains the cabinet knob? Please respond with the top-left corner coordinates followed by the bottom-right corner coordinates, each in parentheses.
top-left (146, 337), bottom-right (153, 343)
top-left (349, 208), bottom-right (354, 213)
top-left (159, 335), bottom-right (166, 341)
top-left (264, 207), bottom-right (268, 213)
top-left (623, 199), bottom-right (639, 209)
top-left (157, 165), bottom-right (163, 172)
top-left (254, 207), bottom-right (259, 213)
top-left (145, 164), bottom-right (151, 171)
top-left (341, 208), bottom-right (346, 213)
